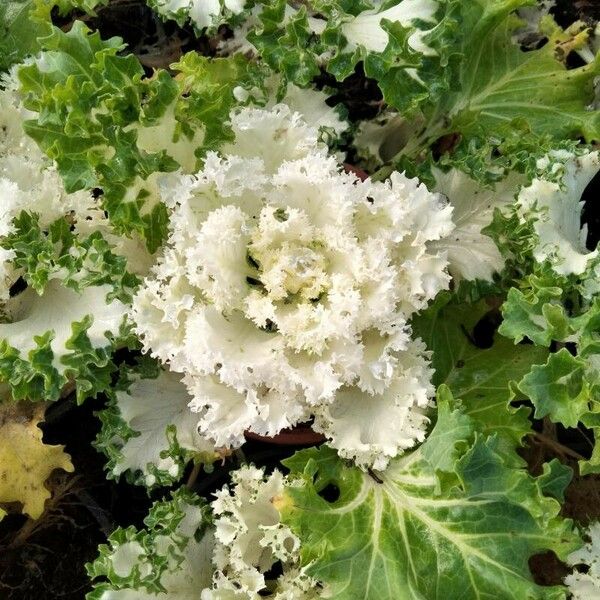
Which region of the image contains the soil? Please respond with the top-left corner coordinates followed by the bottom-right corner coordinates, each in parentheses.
top-left (2, 1), bottom-right (600, 598)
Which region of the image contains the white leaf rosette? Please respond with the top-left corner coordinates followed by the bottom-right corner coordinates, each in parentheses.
top-left (132, 104), bottom-right (454, 469)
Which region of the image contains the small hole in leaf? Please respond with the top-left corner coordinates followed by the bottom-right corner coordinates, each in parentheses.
top-left (564, 342), bottom-right (577, 356)
top-left (566, 50), bottom-right (586, 69)
top-left (470, 309), bottom-right (502, 349)
top-left (262, 560), bottom-right (284, 582)
top-left (581, 169), bottom-right (600, 251)
top-left (519, 36), bottom-right (549, 52)
top-left (318, 483), bottom-right (340, 503)
top-left (283, 536), bottom-right (296, 554)
top-left (274, 208), bottom-right (288, 222)
top-left (247, 252), bottom-right (260, 270)
top-left (262, 319), bottom-right (277, 333)
top-left (529, 551), bottom-right (570, 586)
top-left (246, 276), bottom-right (264, 288)
top-left (9, 277), bottom-right (27, 297)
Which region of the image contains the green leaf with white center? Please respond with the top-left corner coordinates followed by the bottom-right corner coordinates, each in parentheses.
top-left (171, 52), bottom-right (269, 155)
top-left (147, 0), bottom-right (250, 34)
top-left (87, 487), bottom-right (214, 599)
top-left (95, 367), bottom-right (219, 489)
top-left (17, 22), bottom-right (270, 251)
top-left (247, 0), bottom-right (452, 110)
top-left (3, 212), bottom-right (140, 302)
top-left (0, 280), bottom-right (128, 402)
top-left (516, 150), bottom-right (600, 276)
top-left (279, 438), bottom-right (579, 600)
top-left (412, 292), bottom-right (548, 451)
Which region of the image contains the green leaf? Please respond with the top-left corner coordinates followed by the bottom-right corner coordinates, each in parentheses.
top-left (2, 212), bottom-right (139, 302)
top-left (0, 1), bottom-right (51, 72)
top-left (538, 459), bottom-right (573, 503)
top-left (52, 0), bottom-right (108, 16)
top-left (279, 440), bottom-right (579, 600)
top-left (375, 4), bottom-right (600, 183)
top-left (420, 384), bottom-right (472, 475)
top-left (18, 21), bottom-right (179, 248)
top-left (499, 278), bottom-right (572, 346)
top-left (444, 14), bottom-right (600, 143)
top-left (172, 52), bottom-right (269, 155)
top-left (147, 0), bottom-right (250, 33)
top-left (361, 0), bottom-right (460, 116)
top-left (249, 1), bottom-right (323, 87)
top-left (250, 0), bottom-right (447, 108)
top-left (500, 281), bottom-right (600, 475)
top-left (412, 293), bottom-right (548, 449)
top-left (18, 22), bottom-right (268, 251)
top-left (519, 349), bottom-right (591, 428)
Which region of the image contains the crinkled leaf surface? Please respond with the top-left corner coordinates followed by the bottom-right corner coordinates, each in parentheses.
top-left (499, 277), bottom-right (572, 346)
top-left (519, 348), bottom-right (591, 428)
top-left (4, 212), bottom-right (139, 301)
top-left (500, 276), bottom-right (600, 475)
top-left (95, 367), bottom-right (219, 489)
top-left (443, 9), bottom-right (600, 143)
top-left (87, 487), bottom-right (213, 599)
top-left (18, 21), bottom-right (179, 249)
top-left (279, 438), bottom-right (579, 600)
top-left (0, 401), bottom-right (73, 518)
top-left (0, 281), bottom-right (128, 402)
top-left (18, 23), bottom-right (268, 251)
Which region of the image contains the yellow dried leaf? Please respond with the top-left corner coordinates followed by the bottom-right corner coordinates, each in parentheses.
top-left (0, 402), bottom-right (74, 519)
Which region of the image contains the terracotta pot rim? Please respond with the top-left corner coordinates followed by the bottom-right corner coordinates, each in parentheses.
top-left (244, 423), bottom-right (326, 446)
top-left (344, 163), bottom-right (369, 181)
top-left (244, 165), bottom-right (365, 447)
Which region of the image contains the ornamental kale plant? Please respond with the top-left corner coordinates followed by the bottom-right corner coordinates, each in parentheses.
top-left (2, 0), bottom-right (600, 598)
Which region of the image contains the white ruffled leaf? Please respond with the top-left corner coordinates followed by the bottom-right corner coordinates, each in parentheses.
top-left (517, 150), bottom-right (600, 275)
top-left (565, 522), bottom-right (600, 600)
top-left (430, 167), bottom-right (525, 281)
top-left (206, 465), bottom-right (321, 599)
top-left (0, 281), bottom-right (125, 370)
top-left (132, 104), bottom-right (452, 468)
top-left (97, 369), bottom-right (218, 488)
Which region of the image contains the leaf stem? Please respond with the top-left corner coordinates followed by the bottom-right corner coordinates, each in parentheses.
top-left (532, 432), bottom-right (585, 461)
top-left (185, 462), bottom-right (202, 489)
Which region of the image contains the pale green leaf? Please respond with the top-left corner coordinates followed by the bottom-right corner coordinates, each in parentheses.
top-left (280, 440), bottom-right (579, 600)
